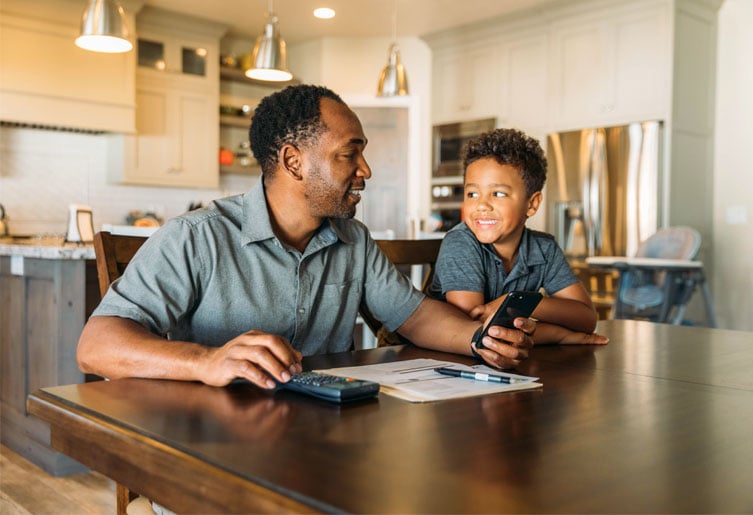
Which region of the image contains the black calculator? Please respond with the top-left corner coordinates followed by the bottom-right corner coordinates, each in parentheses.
top-left (279, 371), bottom-right (380, 403)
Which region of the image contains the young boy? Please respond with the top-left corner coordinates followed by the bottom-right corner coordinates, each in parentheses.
top-left (429, 128), bottom-right (608, 349)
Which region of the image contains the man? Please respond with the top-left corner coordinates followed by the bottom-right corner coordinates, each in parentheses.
top-left (78, 85), bottom-right (535, 389)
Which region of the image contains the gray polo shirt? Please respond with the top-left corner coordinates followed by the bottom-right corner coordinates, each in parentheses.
top-left (429, 223), bottom-right (578, 301)
top-left (93, 180), bottom-right (424, 355)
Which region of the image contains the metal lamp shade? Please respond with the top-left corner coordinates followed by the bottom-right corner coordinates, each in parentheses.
top-left (75, 0), bottom-right (132, 53)
top-left (245, 15), bottom-right (292, 82)
top-left (377, 43), bottom-right (409, 96)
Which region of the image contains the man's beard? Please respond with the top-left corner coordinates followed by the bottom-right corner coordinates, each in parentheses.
top-left (305, 165), bottom-right (357, 219)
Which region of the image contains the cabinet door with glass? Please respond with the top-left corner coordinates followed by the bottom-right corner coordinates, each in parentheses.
top-left (114, 23), bottom-right (220, 188)
top-left (136, 28), bottom-right (218, 84)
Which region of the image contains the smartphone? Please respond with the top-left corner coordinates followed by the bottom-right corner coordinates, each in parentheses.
top-left (475, 291), bottom-right (543, 349)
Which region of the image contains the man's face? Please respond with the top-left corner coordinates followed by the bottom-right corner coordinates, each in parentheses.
top-left (302, 98), bottom-right (371, 219)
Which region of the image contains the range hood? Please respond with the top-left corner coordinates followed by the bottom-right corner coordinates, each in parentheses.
top-left (0, 0), bottom-right (141, 134)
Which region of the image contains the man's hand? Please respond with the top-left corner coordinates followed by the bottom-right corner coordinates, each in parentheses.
top-left (472, 317), bottom-right (536, 369)
top-left (200, 330), bottom-right (303, 388)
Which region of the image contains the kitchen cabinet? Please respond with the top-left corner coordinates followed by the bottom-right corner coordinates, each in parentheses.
top-left (549, 3), bottom-right (671, 128)
top-left (0, 253), bottom-right (99, 476)
top-left (432, 43), bottom-right (499, 124)
top-left (118, 77), bottom-right (219, 188)
top-left (109, 7), bottom-right (226, 188)
top-left (497, 34), bottom-right (549, 134)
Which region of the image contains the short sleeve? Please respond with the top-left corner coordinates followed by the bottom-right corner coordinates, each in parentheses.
top-left (431, 225), bottom-right (488, 299)
top-left (92, 218), bottom-right (202, 336)
top-left (540, 240), bottom-right (579, 295)
top-left (360, 236), bottom-right (425, 333)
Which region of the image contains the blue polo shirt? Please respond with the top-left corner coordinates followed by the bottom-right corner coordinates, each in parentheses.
top-left (429, 223), bottom-right (577, 301)
top-left (93, 180), bottom-right (424, 355)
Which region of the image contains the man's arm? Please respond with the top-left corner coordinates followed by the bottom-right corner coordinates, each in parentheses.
top-left (77, 316), bottom-right (302, 388)
top-left (395, 298), bottom-right (535, 370)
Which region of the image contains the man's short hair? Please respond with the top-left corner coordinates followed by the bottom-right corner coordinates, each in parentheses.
top-left (249, 84), bottom-right (345, 175)
top-left (462, 128), bottom-right (547, 197)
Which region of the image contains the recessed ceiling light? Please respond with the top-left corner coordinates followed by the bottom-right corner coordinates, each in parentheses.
top-left (313, 7), bottom-right (335, 19)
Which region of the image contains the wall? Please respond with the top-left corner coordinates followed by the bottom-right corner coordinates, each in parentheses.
top-left (713, 0), bottom-right (753, 331)
top-left (0, 126), bottom-right (256, 236)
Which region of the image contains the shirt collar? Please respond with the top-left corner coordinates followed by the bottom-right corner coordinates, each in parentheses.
top-left (481, 227), bottom-right (548, 277)
top-left (507, 228), bottom-right (548, 280)
top-left (241, 179), bottom-right (276, 244)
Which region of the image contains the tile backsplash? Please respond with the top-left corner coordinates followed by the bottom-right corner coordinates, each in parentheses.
top-left (0, 126), bottom-right (256, 236)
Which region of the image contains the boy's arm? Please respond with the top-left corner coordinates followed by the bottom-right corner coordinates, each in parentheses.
top-left (532, 322), bottom-right (609, 345)
top-left (531, 282), bottom-right (598, 333)
top-left (445, 290), bottom-right (607, 345)
top-left (464, 283), bottom-right (598, 333)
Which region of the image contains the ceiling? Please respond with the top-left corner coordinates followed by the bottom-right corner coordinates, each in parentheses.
top-left (144, 0), bottom-right (559, 44)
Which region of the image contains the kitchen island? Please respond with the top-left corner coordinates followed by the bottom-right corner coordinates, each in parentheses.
top-left (0, 239), bottom-right (99, 475)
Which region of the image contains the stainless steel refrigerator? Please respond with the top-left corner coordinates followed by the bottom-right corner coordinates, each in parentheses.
top-left (545, 121), bottom-right (664, 258)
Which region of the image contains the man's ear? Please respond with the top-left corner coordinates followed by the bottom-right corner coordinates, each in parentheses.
top-left (526, 191), bottom-right (543, 217)
top-left (280, 144), bottom-right (303, 180)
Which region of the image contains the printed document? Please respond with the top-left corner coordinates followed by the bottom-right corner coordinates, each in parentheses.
top-left (317, 358), bottom-right (541, 402)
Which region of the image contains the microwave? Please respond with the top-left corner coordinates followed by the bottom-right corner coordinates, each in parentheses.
top-left (430, 118), bottom-right (495, 231)
top-left (432, 118), bottom-right (496, 177)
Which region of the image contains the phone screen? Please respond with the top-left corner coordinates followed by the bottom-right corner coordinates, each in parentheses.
top-left (475, 291), bottom-right (542, 349)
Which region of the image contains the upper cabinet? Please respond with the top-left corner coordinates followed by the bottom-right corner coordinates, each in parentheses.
top-left (109, 7), bottom-right (227, 189)
top-left (0, 0), bottom-right (137, 133)
top-left (428, 0), bottom-right (673, 131)
top-left (549, 4), bottom-right (671, 129)
top-left (432, 43), bottom-right (499, 124)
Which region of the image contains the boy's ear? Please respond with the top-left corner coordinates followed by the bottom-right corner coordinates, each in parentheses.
top-left (280, 144), bottom-right (303, 180)
top-left (526, 191), bottom-right (543, 217)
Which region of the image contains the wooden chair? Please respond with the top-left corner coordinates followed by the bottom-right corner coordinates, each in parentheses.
top-left (360, 238), bottom-right (443, 346)
top-left (92, 231), bottom-right (148, 515)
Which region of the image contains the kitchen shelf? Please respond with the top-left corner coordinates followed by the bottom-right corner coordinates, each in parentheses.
top-left (220, 164), bottom-right (261, 176)
top-left (432, 201), bottom-right (463, 210)
top-left (431, 176), bottom-right (464, 185)
top-left (220, 114), bottom-right (252, 128)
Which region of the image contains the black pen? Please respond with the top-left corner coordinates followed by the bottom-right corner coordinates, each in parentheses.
top-left (434, 367), bottom-right (525, 384)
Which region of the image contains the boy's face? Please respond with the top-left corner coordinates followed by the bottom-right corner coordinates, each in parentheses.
top-left (463, 157), bottom-right (541, 248)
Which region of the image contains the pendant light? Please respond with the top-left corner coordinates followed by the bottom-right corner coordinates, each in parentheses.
top-left (75, 0), bottom-right (132, 53)
top-left (245, 0), bottom-right (292, 82)
top-left (376, 0), bottom-right (409, 96)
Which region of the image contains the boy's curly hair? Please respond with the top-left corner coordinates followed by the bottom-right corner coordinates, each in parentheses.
top-left (462, 128), bottom-right (547, 197)
top-left (249, 84), bottom-right (345, 175)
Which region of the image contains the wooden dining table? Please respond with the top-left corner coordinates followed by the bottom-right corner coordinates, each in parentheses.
top-left (27, 319), bottom-right (753, 513)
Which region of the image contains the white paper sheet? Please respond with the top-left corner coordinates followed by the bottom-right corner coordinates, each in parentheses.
top-left (317, 358), bottom-right (541, 402)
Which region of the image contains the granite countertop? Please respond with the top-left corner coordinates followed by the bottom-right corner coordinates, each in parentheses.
top-left (0, 238), bottom-right (95, 260)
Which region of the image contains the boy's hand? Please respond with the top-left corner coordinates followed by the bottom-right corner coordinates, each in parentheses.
top-left (472, 317), bottom-right (535, 369)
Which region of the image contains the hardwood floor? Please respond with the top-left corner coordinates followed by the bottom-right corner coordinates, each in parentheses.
top-left (0, 444), bottom-right (114, 514)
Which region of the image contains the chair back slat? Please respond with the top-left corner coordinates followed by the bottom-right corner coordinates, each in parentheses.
top-left (375, 238), bottom-right (442, 292)
top-left (93, 231), bottom-right (148, 298)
